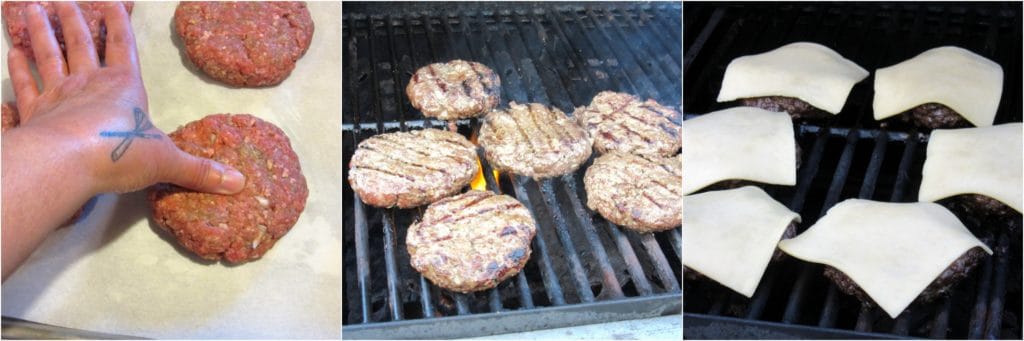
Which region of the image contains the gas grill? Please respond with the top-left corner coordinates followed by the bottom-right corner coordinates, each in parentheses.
top-left (342, 2), bottom-right (682, 339)
top-left (683, 3), bottom-right (1022, 339)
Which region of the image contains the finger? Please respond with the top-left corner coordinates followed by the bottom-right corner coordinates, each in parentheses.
top-left (55, 2), bottom-right (99, 72)
top-left (24, 3), bottom-right (67, 89)
top-left (163, 151), bottom-right (247, 195)
top-left (102, 3), bottom-right (138, 69)
top-left (7, 49), bottom-right (39, 117)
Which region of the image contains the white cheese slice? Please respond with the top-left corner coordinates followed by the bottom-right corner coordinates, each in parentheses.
top-left (918, 123), bottom-right (1023, 213)
top-left (682, 107), bottom-right (796, 194)
top-left (873, 46), bottom-right (1003, 127)
top-left (778, 199), bottom-right (992, 318)
top-left (717, 42), bottom-right (869, 114)
top-left (683, 186), bottom-right (800, 297)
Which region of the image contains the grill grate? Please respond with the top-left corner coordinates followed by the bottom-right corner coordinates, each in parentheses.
top-left (343, 2), bottom-right (682, 338)
top-left (683, 3), bottom-right (1022, 339)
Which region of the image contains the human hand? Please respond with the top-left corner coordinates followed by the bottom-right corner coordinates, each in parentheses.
top-left (7, 2), bottom-right (245, 195)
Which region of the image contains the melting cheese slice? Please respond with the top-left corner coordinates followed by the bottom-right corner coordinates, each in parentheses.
top-left (918, 123), bottom-right (1023, 213)
top-left (683, 186), bottom-right (800, 297)
top-left (717, 42), bottom-right (869, 114)
top-left (778, 199), bottom-right (992, 318)
top-left (873, 46), bottom-right (1003, 126)
top-left (682, 107), bottom-right (796, 195)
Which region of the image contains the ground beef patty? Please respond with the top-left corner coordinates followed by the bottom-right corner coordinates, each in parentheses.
top-left (406, 60), bottom-right (501, 121)
top-left (2, 102), bottom-right (20, 132)
top-left (348, 129), bottom-right (479, 208)
top-left (584, 152), bottom-right (681, 233)
top-left (740, 96), bottom-right (833, 120)
top-left (574, 91), bottom-right (681, 156)
top-left (899, 103), bottom-right (972, 129)
top-left (939, 194), bottom-right (1018, 219)
top-left (407, 190), bottom-right (537, 293)
top-left (149, 114), bottom-right (308, 263)
top-left (825, 247), bottom-right (988, 307)
top-left (174, 2), bottom-right (314, 87)
top-left (479, 102), bottom-right (592, 178)
top-left (3, 2), bottom-right (134, 61)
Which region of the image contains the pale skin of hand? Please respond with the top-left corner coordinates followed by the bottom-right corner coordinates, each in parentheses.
top-left (2, 3), bottom-right (246, 280)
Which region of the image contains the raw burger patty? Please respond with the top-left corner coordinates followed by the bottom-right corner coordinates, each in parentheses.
top-left (2, 102), bottom-right (19, 132)
top-left (149, 114), bottom-right (308, 263)
top-left (584, 152), bottom-right (681, 233)
top-left (348, 128), bottom-right (479, 208)
top-left (825, 247), bottom-right (988, 306)
top-left (406, 60), bottom-right (501, 120)
top-left (2, 1), bottom-right (134, 61)
top-left (407, 190), bottom-right (537, 293)
top-left (575, 91), bottom-right (681, 156)
top-left (740, 96), bottom-right (833, 120)
top-left (174, 2), bottom-right (314, 87)
top-left (479, 102), bottom-right (592, 178)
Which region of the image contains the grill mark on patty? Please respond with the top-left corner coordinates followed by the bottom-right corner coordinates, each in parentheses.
top-left (374, 133), bottom-right (475, 164)
top-left (441, 202), bottom-right (523, 225)
top-left (425, 191), bottom-right (492, 224)
top-left (469, 62), bottom-right (494, 97)
top-left (527, 104), bottom-right (562, 146)
top-left (642, 192), bottom-right (669, 210)
top-left (427, 64), bottom-right (447, 93)
top-left (500, 108), bottom-right (539, 157)
top-left (355, 166), bottom-right (416, 182)
top-left (638, 104), bottom-right (682, 138)
top-left (358, 145), bottom-right (450, 174)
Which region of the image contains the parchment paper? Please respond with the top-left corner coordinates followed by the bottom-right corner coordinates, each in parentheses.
top-left (1, 2), bottom-right (342, 338)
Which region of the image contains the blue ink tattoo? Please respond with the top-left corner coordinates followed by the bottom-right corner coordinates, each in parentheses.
top-left (99, 107), bottom-right (161, 162)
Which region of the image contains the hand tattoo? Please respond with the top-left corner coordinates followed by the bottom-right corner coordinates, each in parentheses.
top-left (99, 107), bottom-right (161, 162)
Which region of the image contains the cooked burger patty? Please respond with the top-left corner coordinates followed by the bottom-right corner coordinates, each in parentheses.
top-left (406, 60), bottom-right (501, 120)
top-left (479, 102), bottom-right (592, 178)
top-left (574, 91), bottom-right (681, 156)
top-left (825, 247), bottom-right (988, 306)
top-left (149, 114), bottom-right (308, 263)
top-left (348, 129), bottom-right (479, 208)
top-left (407, 190), bottom-right (537, 293)
top-left (684, 222), bottom-right (797, 281)
top-left (939, 194), bottom-right (1017, 219)
top-left (2, 2), bottom-right (134, 61)
top-left (2, 102), bottom-right (19, 132)
top-left (901, 103), bottom-right (972, 129)
top-left (740, 96), bottom-right (833, 120)
top-left (174, 2), bottom-right (314, 87)
top-left (584, 152), bottom-right (681, 233)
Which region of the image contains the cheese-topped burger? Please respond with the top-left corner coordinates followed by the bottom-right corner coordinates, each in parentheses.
top-left (683, 186), bottom-right (800, 297)
top-left (717, 42), bottom-right (869, 119)
top-left (919, 123), bottom-right (1022, 218)
top-left (874, 46), bottom-right (1003, 129)
top-left (682, 107), bottom-right (797, 195)
top-left (778, 200), bottom-right (992, 318)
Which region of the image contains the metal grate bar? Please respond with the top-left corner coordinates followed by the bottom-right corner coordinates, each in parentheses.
top-left (353, 193), bottom-right (372, 323)
top-left (983, 233), bottom-right (1009, 339)
top-left (506, 11), bottom-right (579, 111)
top-left (553, 9), bottom-right (641, 95)
top-left (419, 276), bottom-right (435, 318)
top-left (639, 233), bottom-right (681, 292)
top-left (384, 16), bottom-right (408, 132)
top-left (367, 19), bottom-right (386, 133)
top-left (573, 9), bottom-right (660, 101)
top-left (542, 11), bottom-right (623, 95)
top-left (606, 221), bottom-right (654, 296)
top-left (382, 212), bottom-right (404, 321)
top-left (613, 6), bottom-right (681, 68)
top-left (683, 7), bottom-right (725, 74)
top-left (558, 174), bottom-right (625, 299)
top-left (968, 245), bottom-right (995, 339)
top-left (538, 180), bottom-right (596, 302)
top-left (669, 229), bottom-right (682, 261)
top-left (928, 298), bottom-right (953, 339)
top-left (455, 294), bottom-right (471, 315)
top-left (509, 175), bottom-right (567, 305)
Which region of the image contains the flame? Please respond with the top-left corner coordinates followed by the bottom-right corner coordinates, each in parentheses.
top-left (469, 130), bottom-right (499, 191)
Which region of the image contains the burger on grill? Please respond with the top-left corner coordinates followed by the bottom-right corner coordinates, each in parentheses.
top-left (717, 42), bottom-right (869, 120)
top-left (918, 123), bottom-right (1022, 222)
top-left (778, 199), bottom-right (992, 318)
top-left (874, 46), bottom-right (1004, 129)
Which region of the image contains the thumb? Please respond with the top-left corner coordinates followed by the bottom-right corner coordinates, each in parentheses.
top-left (163, 150), bottom-right (246, 195)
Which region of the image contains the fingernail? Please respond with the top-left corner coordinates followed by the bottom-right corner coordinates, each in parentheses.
top-left (215, 166), bottom-right (246, 195)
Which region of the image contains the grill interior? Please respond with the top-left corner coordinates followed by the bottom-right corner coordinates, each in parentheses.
top-left (683, 3), bottom-right (1022, 339)
top-left (342, 2), bottom-right (682, 338)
